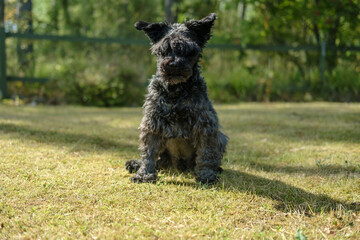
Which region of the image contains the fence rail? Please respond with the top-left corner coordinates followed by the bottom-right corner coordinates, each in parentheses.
top-left (6, 32), bottom-right (149, 46)
top-left (6, 32), bottom-right (360, 51)
top-left (1, 1), bottom-right (360, 98)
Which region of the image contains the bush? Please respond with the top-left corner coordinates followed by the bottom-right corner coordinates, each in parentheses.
top-left (58, 54), bottom-right (147, 106)
top-left (5, 42), bottom-right (360, 105)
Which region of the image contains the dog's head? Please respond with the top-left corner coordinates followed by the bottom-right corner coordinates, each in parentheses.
top-left (135, 13), bottom-right (216, 85)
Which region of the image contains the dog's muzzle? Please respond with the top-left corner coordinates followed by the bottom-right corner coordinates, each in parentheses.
top-left (160, 58), bottom-right (193, 84)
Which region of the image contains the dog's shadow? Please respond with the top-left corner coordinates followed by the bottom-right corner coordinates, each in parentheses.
top-left (161, 168), bottom-right (359, 214)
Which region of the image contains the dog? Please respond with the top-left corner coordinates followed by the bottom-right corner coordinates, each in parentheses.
top-left (125, 13), bottom-right (228, 184)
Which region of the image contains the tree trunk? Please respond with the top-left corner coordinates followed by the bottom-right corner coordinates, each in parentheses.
top-left (16, 0), bottom-right (34, 76)
top-left (326, 15), bottom-right (340, 72)
top-left (165, 0), bottom-right (178, 23)
top-left (238, 2), bottom-right (246, 20)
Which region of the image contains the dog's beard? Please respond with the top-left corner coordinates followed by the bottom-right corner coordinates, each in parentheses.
top-left (158, 65), bottom-right (193, 85)
top-left (162, 74), bottom-right (189, 85)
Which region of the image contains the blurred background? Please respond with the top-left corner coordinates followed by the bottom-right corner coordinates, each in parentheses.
top-left (0, 0), bottom-right (360, 106)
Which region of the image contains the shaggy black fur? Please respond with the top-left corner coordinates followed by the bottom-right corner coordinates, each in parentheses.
top-left (125, 13), bottom-right (228, 184)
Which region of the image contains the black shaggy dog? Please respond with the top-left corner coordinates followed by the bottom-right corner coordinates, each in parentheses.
top-left (125, 13), bottom-right (228, 184)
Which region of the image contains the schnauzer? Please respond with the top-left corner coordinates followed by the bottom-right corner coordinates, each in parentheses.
top-left (125, 13), bottom-right (228, 184)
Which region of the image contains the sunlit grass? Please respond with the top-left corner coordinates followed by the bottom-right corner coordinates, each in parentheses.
top-left (0, 103), bottom-right (359, 239)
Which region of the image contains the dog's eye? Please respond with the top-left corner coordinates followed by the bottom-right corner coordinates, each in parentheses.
top-left (154, 40), bottom-right (172, 57)
top-left (174, 49), bottom-right (196, 57)
top-left (185, 50), bottom-right (197, 57)
top-left (156, 49), bottom-right (171, 57)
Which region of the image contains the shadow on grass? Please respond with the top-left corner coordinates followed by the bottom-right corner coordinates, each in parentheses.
top-left (0, 123), bottom-right (138, 153)
top-left (247, 162), bottom-right (360, 177)
top-left (163, 169), bottom-right (359, 214)
top-left (221, 169), bottom-right (359, 214)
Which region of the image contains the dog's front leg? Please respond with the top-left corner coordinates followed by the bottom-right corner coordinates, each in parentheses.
top-left (195, 132), bottom-right (222, 184)
top-left (130, 132), bottom-right (164, 183)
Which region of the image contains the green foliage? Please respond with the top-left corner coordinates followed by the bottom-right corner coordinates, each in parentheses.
top-left (50, 45), bottom-right (149, 106)
top-left (3, 0), bottom-right (360, 105)
top-left (324, 66), bottom-right (360, 101)
top-left (204, 48), bottom-right (360, 102)
top-left (206, 67), bottom-right (258, 102)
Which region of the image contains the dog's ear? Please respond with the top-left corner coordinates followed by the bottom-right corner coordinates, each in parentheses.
top-left (135, 21), bottom-right (170, 43)
top-left (185, 13), bottom-right (216, 47)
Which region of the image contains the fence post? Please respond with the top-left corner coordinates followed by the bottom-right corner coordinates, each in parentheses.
top-left (320, 41), bottom-right (326, 88)
top-left (0, 0), bottom-right (6, 98)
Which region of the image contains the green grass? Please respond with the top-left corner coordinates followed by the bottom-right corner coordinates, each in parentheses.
top-left (0, 103), bottom-right (359, 239)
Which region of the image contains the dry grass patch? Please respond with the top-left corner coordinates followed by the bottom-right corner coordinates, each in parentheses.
top-left (0, 103), bottom-right (359, 239)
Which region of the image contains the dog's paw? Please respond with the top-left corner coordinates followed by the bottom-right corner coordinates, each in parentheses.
top-left (125, 159), bottom-right (141, 173)
top-left (130, 173), bottom-right (157, 183)
top-left (196, 168), bottom-right (218, 185)
top-left (216, 166), bottom-right (223, 173)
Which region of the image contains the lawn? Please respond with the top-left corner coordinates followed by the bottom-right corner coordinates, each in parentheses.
top-left (0, 103), bottom-right (359, 239)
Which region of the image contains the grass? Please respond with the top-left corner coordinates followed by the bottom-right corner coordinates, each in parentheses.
top-left (0, 102), bottom-right (359, 239)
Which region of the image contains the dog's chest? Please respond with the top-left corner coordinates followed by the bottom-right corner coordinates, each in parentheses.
top-left (153, 97), bottom-right (196, 138)
top-left (159, 98), bottom-right (191, 119)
